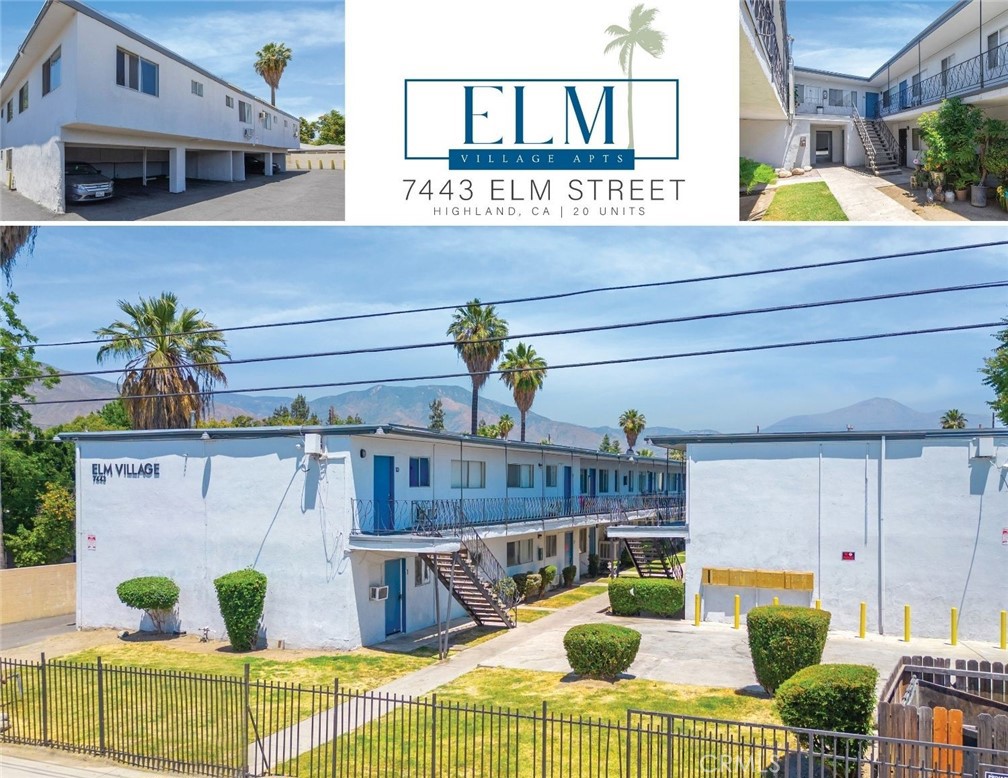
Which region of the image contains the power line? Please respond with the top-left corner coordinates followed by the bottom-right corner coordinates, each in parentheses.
top-left (9, 280), bottom-right (1007, 383)
top-left (9, 321), bottom-right (1001, 409)
top-left (19, 240), bottom-right (1008, 350)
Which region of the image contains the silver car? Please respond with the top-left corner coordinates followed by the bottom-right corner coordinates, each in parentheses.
top-left (65, 162), bottom-right (114, 202)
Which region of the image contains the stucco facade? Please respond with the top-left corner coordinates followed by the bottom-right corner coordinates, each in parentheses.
top-left (66, 426), bottom-right (682, 650)
top-left (0, 0), bottom-right (298, 213)
top-left (651, 430), bottom-right (1007, 643)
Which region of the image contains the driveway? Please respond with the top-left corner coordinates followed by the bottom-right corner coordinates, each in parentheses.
top-left (0, 614), bottom-right (76, 652)
top-left (0, 170), bottom-right (344, 222)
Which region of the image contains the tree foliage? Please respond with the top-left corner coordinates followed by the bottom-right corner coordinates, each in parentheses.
top-left (918, 98), bottom-right (984, 188)
top-left (499, 342), bottom-right (547, 442)
top-left (447, 300), bottom-right (509, 434)
top-left (981, 318), bottom-right (1008, 426)
top-left (1, 226), bottom-right (37, 282)
top-left (1, 292), bottom-right (59, 434)
top-left (497, 413), bottom-right (515, 439)
top-left (940, 409), bottom-right (967, 429)
top-left (428, 398), bottom-right (445, 432)
top-left (298, 117), bottom-right (317, 144)
top-left (327, 406), bottom-right (362, 425)
top-left (4, 482), bottom-right (75, 567)
top-left (315, 109), bottom-right (345, 145)
top-left (264, 393), bottom-right (320, 425)
top-left (253, 42), bottom-right (292, 106)
top-left (599, 434), bottom-right (621, 454)
top-left (618, 409), bottom-right (646, 451)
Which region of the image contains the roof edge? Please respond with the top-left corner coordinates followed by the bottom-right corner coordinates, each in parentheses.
top-left (649, 428), bottom-right (1005, 446)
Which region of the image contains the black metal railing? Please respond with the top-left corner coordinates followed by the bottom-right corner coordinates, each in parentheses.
top-left (3, 654), bottom-right (1005, 778)
top-left (796, 92), bottom-right (854, 116)
top-left (880, 39), bottom-right (1008, 116)
top-left (746, 0), bottom-right (790, 111)
top-left (458, 525), bottom-right (518, 611)
top-left (352, 494), bottom-right (686, 535)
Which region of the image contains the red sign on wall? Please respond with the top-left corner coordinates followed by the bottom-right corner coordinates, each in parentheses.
top-left (842, 551), bottom-right (855, 561)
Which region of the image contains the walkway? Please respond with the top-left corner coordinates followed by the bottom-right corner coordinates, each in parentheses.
top-left (816, 167), bottom-right (923, 222)
top-left (0, 748), bottom-right (187, 778)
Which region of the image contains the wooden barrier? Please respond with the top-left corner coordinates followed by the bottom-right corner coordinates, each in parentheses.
top-left (701, 567), bottom-right (814, 591)
top-left (0, 562), bottom-right (75, 623)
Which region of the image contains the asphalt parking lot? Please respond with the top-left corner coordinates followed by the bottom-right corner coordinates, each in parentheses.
top-left (0, 169), bottom-right (344, 222)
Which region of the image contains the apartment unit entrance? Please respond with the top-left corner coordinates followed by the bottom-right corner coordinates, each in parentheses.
top-left (384, 558), bottom-right (405, 636)
top-left (814, 131), bottom-right (832, 164)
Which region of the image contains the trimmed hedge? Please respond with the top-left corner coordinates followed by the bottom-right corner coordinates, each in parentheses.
top-left (116, 576), bottom-right (180, 633)
top-left (588, 554), bottom-right (600, 577)
top-left (776, 664), bottom-right (878, 774)
top-left (562, 565), bottom-right (577, 586)
top-left (525, 573), bottom-right (543, 598)
top-left (746, 605), bottom-right (831, 694)
top-left (563, 623), bottom-right (641, 680)
top-left (539, 565), bottom-right (557, 594)
top-left (214, 569), bottom-right (267, 652)
top-left (608, 578), bottom-right (685, 617)
top-left (513, 573), bottom-right (530, 598)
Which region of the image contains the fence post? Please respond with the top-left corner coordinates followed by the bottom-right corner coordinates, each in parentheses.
top-left (430, 693), bottom-right (437, 778)
top-left (625, 709), bottom-right (632, 778)
top-left (541, 700), bottom-right (547, 778)
top-left (330, 679), bottom-right (338, 778)
top-left (1001, 610), bottom-right (1007, 651)
top-left (243, 663), bottom-right (250, 777)
top-left (97, 656), bottom-right (106, 754)
top-left (40, 652), bottom-right (49, 746)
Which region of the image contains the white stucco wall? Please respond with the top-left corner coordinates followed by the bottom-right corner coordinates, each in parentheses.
top-left (686, 436), bottom-right (1008, 642)
top-left (740, 119), bottom-right (811, 169)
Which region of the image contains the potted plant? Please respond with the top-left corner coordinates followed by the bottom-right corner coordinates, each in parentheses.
top-left (918, 98), bottom-right (983, 203)
top-left (952, 171), bottom-right (970, 201)
top-left (972, 117), bottom-right (1008, 208)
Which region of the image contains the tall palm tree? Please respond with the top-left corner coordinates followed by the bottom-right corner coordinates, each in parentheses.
top-left (1, 226), bottom-right (37, 283)
top-left (95, 292), bottom-right (230, 430)
top-left (497, 413), bottom-right (515, 440)
top-left (254, 42), bottom-right (293, 106)
top-left (940, 409), bottom-right (967, 429)
top-left (447, 299), bottom-right (509, 434)
top-left (604, 5), bottom-right (666, 149)
top-left (499, 342), bottom-right (548, 443)
top-left (619, 409), bottom-right (646, 452)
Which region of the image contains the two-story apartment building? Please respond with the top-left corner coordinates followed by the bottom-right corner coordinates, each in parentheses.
top-left (0, 0), bottom-right (299, 213)
top-left (61, 425), bottom-right (685, 650)
top-left (741, 0), bottom-right (1008, 177)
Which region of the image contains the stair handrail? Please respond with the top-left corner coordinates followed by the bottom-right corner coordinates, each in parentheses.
top-left (458, 525), bottom-right (519, 612)
top-left (875, 118), bottom-right (899, 164)
top-left (850, 103), bottom-right (879, 168)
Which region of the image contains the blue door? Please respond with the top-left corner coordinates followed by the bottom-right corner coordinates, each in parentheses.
top-left (384, 558), bottom-right (405, 636)
top-left (374, 456), bottom-right (394, 532)
top-left (899, 80), bottom-right (909, 109)
top-left (588, 468), bottom-right (597, 498)
top-left (563, 466), bottom-right (572, 513)
top-left (564, 532), bottom-right (574, 568)
top-left (865, 92), bottom-right (879, 119)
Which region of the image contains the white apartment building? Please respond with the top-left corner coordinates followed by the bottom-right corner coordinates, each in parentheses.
top-left (0, 0), bottom-right (299, 213)
top-left (741, 0), bottom-right (1008, 175)
top-left (61, 425), bottom-right (685, 650)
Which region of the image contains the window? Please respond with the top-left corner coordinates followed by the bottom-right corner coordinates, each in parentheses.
top-left (506, 538), bottom-right (533, 566)
top-left (191, 80), bottom-right (203, 97)
top-left (578, 528), bottom-right (587, 550)
top-left (794, 83), bottom-right (805, 104)
top-left (414, 558), bottom-right (432, 586)
top-left (988, 30), bottom-right (1002, 70)
top-left (284, 119), bottom-right (289, 128)
top-left (828, 88), bottom-right (844, 107)
top-left (614, 468), bottom-right (620, 493)
top-left (638, 473), bottom-right (648, 493)
top-left (5, 100), bottom-right (11, 123)
top-left (451, 460), bottom-right (485, 488)
top-left (239, 100), bottom-right (252, 123)
top-left (507, 463), bottom-right (534, 488)
top-left (18, 83), bottom-right (28, 114)
top-left (626, 470), bottom-right (634, 491)
top-left (850, 91), bottom-right (857, 109)
top-left (941, 55), bottom-right (955, 88)
top-left (263, 111), bottom-right (272, 129)
top-left (116, 48), bottom-right (158, 96)
top-left (408, 457), bottom-right (430, 488)
top-left (226, 95), bottom-right (234, 108)
top-left (545, 535), bottom-right (557, 557)
top-left (598, 469), bottom-right (610, 493)
top-left (911, 72), bottom-right (922, 100)
top-left (545, 465), bottom-right (557, 487)
top-left (42, 47), bottom-right (61, 96)
top-left (911, 127), bottom-right (921, 151)
top-left (579, 469), bottom-right (588, 493)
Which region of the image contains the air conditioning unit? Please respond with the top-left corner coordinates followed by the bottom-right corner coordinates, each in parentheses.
top-left (369, 585), bottom-right (389, 601)
top-left (243, 128), bottom-right (254, 139)
top-left (304, 433), bottom-right (323, 457)
top-left (972, 436), bottom-right (995, 460)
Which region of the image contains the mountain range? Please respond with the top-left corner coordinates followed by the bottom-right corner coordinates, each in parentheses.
top-left (26, 373), bottom-right (992, 445)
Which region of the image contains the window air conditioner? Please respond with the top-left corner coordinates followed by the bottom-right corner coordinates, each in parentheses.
top-left (243, 128), bottom-right (254, 139)
top-left (369, 585), bottom-right (389, 601)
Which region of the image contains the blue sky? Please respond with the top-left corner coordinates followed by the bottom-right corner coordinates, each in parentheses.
top-left (0, 0), bottom-right (344, 119)
top-left (787, 1), bottom-right (958, 76)
top-left (7, 226), bottom-right (1006, 432)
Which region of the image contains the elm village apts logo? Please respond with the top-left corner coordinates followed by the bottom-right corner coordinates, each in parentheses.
top-left (403, 5), bottom-right (679, 172)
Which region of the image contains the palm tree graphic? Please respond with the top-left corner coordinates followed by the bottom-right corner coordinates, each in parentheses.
top-left (604, 5), bottom-right (666, 149)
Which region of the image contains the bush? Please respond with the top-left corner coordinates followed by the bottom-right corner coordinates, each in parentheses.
top-left (740, 156), bottom-right (778, 193)
top-left (512, 573), bottom-right (530, 598)
top-left (214, 568), bottom-right (267, 651)
top-left (747, 605), bottom-right (831, 694)
top-left (588, 554), bottom-right (600, 577)
top-left (563, 623), bottom-right (641, 680)
top-left (539, 565), bottom-right (557, 594)
top-left (491, 575), bottom-right (516, 604)
top-left (776, 664), bottom-right (878, 775)
top-left (562, 565), bottom-right (577, 586)
top-left (608, 578), bottom-right (685, 617)
top-left (524, 573), bottom-right (543, 598)
top-left (116, 576), bottom-right (180, 633)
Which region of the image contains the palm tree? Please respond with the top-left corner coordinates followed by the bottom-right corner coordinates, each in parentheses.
top-left (1, 226), bottom-right (37, 283)
top-left (447, 299), bottom-right (509, 434)
top-left (497, 413), bottom-right (515, 439)
top-left (95, 292), bottom-right (230, 430)
top-left (499, 342), bottom-right (548, 443)
top-left (619, 409), bottom-right (647, 452)
top-left (254, 42), bottom-right (293, 106)
top-left (940, 409), bottom-right (967, 429)
top-left (604, 5), bottom-right (666, 149)
top-left (637, 448), bottom-right (654, 458)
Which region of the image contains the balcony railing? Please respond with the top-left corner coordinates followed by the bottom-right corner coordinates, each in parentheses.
top-left (746, 0), bottom-right (790, 112)
top-left (796, 94), bottom-right (854, 116)
top-left (352, 494), bottom-right (686, 536)
top-left (880, 40), bottom-right (1008, 117)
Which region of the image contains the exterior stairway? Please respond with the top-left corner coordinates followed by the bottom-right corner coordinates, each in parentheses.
top-left (852, 108), bottom-right (901, 176)
top-left (623, 537), bottom-right (684, 580)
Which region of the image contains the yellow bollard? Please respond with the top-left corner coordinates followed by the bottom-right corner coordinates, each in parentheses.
top-left (694, 593), bottom-right (701, 627)
top-left (295, 160), bottom-right (300, 169)
top-left (330, 159), bottom-right (336, 170)
top-left (733, 594), bottom-right (741, 630)
top-left (772, 596), bottom-right (780, 606)
top-left (858, 602), bottom-right (867, 639)
top-left (815, 599), bottom-right (821, 610)
top-left (1001, 611), bottom-right (1006, 651)
top-left (904, 605), bottom-right (911, 643)
top-left (950, 607), bottom-right (958, 646)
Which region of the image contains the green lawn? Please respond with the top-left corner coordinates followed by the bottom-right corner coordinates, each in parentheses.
top-left (762, 181), bottom-right (848, 221)
top-left (740, 156), bottom-right (778, 193)
top-left (530, 583), bottom-right (609, 609)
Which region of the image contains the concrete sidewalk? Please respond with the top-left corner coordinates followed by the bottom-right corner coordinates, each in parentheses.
top-left (0, 748), bottom-right (186, 778)
top-left (817, 166), bottom-right (923, 222)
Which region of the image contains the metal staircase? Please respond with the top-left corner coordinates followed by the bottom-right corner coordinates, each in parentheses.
top-left (623, 537), bottom-right (684, 580)
top-left (852, 105), bottom-right (901, 176)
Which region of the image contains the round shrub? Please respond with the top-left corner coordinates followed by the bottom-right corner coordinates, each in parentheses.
top-left (563, 623), bottom-right (641, 680)
top-left (214, 568), bottom-right (267, 652)
top-left (116, 576), bottom-right (179, 633)
top-left (491, 576), bottom-right (517, 605)
top-left (562, 565), bottom-right (577, 586)
top-left (608, 578), bottom-right (685, 617)
top-left (746, 605), bottom-right (831, 694)
top-left (539, 565), bottom-right (557, 594)
top-left (512, 573), bottom-right (530, 598)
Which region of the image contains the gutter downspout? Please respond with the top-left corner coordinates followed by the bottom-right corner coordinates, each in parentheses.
top-left (877, 436), bottom-right (886, 635)
top-left (817, 444), bottom-right (822, 602)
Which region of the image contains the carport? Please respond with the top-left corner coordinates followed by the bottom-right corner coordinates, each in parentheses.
top-left (64, 144), bottom-right (171, 187)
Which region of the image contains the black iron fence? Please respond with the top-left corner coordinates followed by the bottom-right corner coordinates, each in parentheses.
top-left (351, 494), bottom-right (686, 535)
top-left (4, 655), bottom-right (1004, 778)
